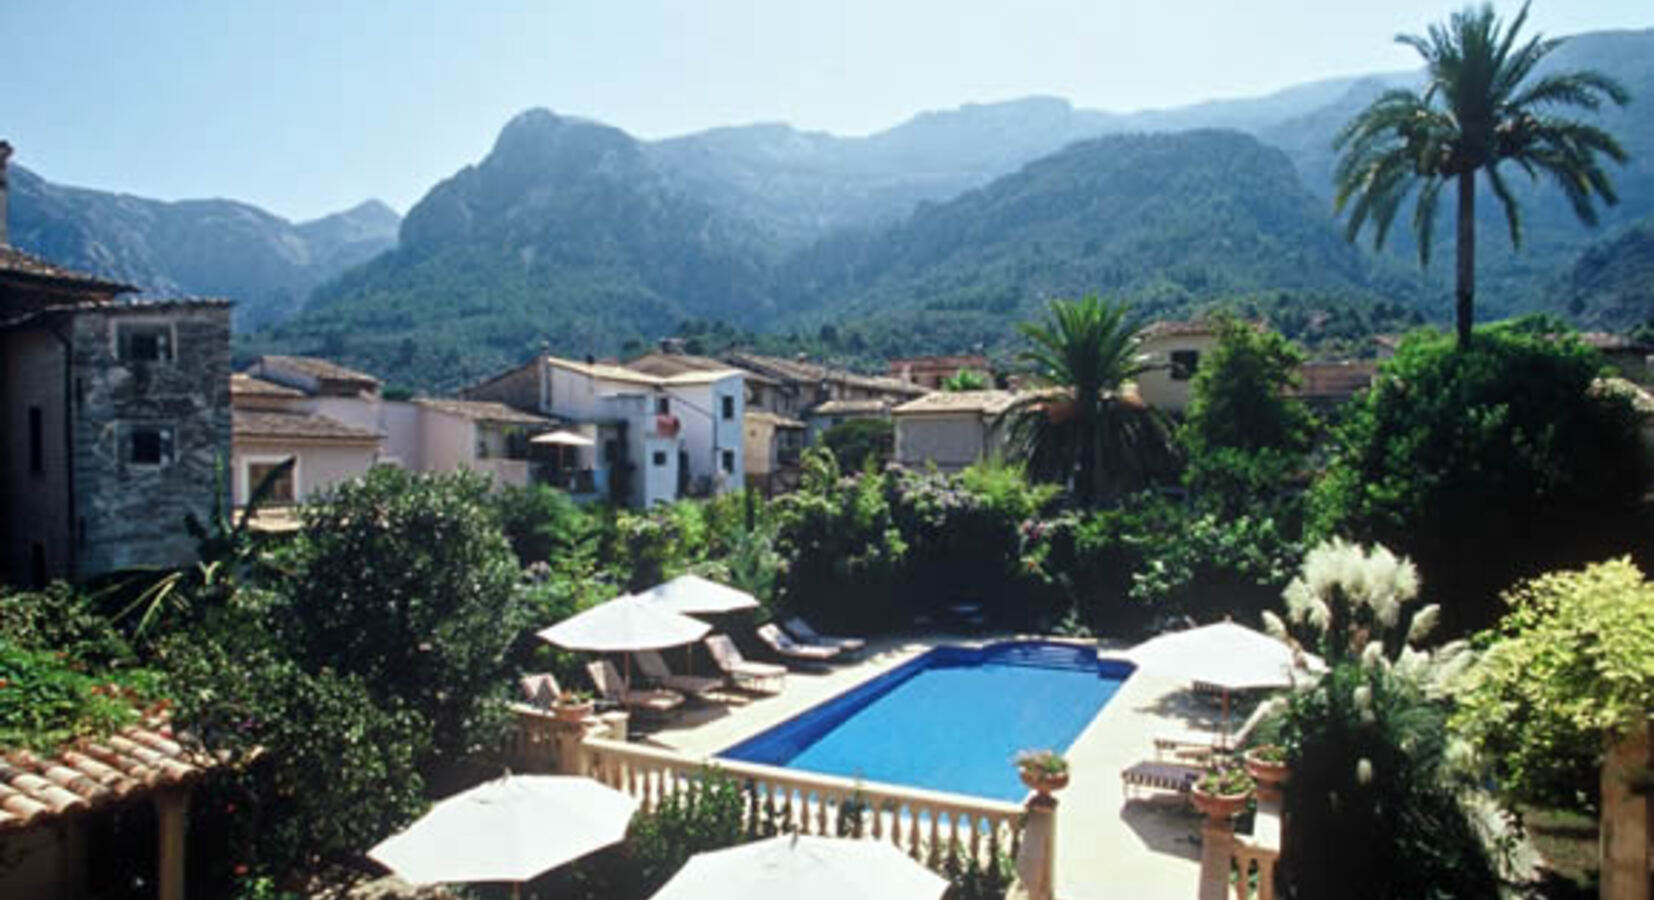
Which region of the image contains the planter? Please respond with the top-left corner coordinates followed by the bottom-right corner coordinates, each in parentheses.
top-left (1019, 769), bottom-right (1070, 796)
top-left (1190, 786), bottom-right (1251, 822)
top-left (1244, 749), bottom-right (1290, 789)
top-left (554, 701), bottom-right (594, 723)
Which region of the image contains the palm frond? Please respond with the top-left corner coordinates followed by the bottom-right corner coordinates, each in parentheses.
top-left (1483, 164), bottom-right (1523, 249)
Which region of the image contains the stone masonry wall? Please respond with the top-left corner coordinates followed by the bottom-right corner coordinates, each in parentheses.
top-left (70, 303), bottom-right (231, 575)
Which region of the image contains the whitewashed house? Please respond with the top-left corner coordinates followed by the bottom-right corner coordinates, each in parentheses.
top-left (463, 354), bottom-right (744, 508)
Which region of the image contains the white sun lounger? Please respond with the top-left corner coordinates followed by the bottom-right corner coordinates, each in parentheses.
top-left (632, 649), bottom-right (724, 700)
top-left (705, 634), bottom-right (786, 694)
top-left (783, 616), bottom-right (866, 656)
top-left (587, 660), bottom-right (685, 718)
top-left (756, 622), bottom-right (842, 666)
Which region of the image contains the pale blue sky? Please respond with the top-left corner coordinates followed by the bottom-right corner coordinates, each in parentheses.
top-left (3, 0), bottom-right (1648, 221)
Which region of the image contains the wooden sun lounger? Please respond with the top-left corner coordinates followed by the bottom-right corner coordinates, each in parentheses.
top-left (705, 634), bottom-right (786, 694)
top-left (756, 623), bottom-right (842, 666)
top-left (632, 649), bottom-right (725, 701)
top-left (783, 616), bottom-right (867, 656)
top-left (1121, 760), bottom-right (1203, 799)
top-left (1153, 699), bottom-right (1275, 758)
top-left (587, 660), bottom-right (685, 718)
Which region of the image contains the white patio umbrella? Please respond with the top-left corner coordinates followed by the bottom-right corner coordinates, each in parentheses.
top-left (649, 834), bottom-right (949, 900)
top-left (636, 573), bottom-right (759, 615)
top-left (369, 774), bottom-right (638, 899)
top-left (1125, 620), bottom-right (1323, 739)
top-left (537, 593), bottom-right (712, 689)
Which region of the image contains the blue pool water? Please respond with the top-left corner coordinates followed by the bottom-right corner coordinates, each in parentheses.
top-left (719, 641), bottom-right (1133, 802)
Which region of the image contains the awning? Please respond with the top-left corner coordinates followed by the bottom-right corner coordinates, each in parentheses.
top-left (531, 430), bottom-right (596, 447)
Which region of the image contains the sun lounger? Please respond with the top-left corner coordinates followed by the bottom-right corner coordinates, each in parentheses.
top-left (587, 660), bottom-right (685, 718)
top-left (1153, 699), bottom-right (1274, 758)
top-left (1120, 760), bottom-right (1203, 799)
top-left (705, 634), bottom-right (786, 694)
top-left (632, 649), bottom-right (724, 700)
top-left (756, 622), bottom-right (842, 666)
top-left (783, 616), bottom-right (866, 656)
top-left (518, 673), bottom-right (562, 710)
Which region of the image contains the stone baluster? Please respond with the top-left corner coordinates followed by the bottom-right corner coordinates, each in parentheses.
top-left (1601, 720), bottom-right (1652, 900)
top-left (1014, 789), bottom-right (1058, 900)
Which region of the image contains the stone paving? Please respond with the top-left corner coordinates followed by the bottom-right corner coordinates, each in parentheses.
top-left (644, 633), bottom-right (1222, 900)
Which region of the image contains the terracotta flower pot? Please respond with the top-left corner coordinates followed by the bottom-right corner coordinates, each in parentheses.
top-left (1019, 769), bottom-right (1070, 796)
top-left (1190, 786), bottom-right (1250, 822)
top-left (1244, 749), bottom-right (1290, 788)
top-left (554, 701), bottom-right (594, 723)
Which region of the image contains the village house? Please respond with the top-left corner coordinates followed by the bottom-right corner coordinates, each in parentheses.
top-left (0, 142), bottom-right (231, 586)
top-left (1132, 320), bottom-right (1217, 413)
top-left (463, 353), bottom-right (744, 508)
top-left (724, 351), bottom-right (926, 440)
top-left (232, 355), bottom-right (563, 508)
top-left (890, 390), bottom-right (1019, 472)
top-left (887, 353), bottom-right (992, 389)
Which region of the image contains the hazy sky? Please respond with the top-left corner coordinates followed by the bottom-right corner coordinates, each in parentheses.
top-left (4, 1), bottom-right (1649, 221)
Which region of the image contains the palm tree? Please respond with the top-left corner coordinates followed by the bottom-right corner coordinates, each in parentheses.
top-left (1002, 296), bottom-right (1171, 503)
top-left (1334, 1), bottom-right (1629, 350)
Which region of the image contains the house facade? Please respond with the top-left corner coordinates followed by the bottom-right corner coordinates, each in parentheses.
top-left (887, 354), bottom-right (992, 390)
top-left (1133, 320), bottom-right (1218, 413)
top-left (463, 354), bottom-right (744, 507)
top-left (1, 142), bottom-right (232, 584)
top-left (891, 390), bottom-right (1019, 472)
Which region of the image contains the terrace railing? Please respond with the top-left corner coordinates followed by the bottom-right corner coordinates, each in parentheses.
top-left (1198, 794), bottom-right (1282, 900)
top-left (579, 735), bottom-right (1027, 871)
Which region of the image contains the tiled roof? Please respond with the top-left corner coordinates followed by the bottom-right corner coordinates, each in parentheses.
top-left (233, 409), bottom-right (381, 443)
top-left (0, 720), bottom-right (214, 831)
top-left (1139, 320), bottom-right (1219, 339)
top-left (543, 355), bottom-right (664, 387)
top-left (810, 398), bottom-right (893, 416)
top-left (628, 352), bottom-right (780, 386)
top-left (1578, 332), bottom-right (1653, 353)
top-left (1289, 361), bottom-right (1379, 400)
top-left (892, 390), bottom-right (1020, 416)
top-left (257, 355), bottom-right (381, 387)
top-left (1594, 377), bottom-right (1654, 415)
top-left (230, 373), bottom-right (305, 399)
top-left (0, 245), bottom-right (137, 294)
top-left (414, 398), bottom-right (556, 426)
top-left (745, 410), bottom-right (806, 429)
top-left (726, 353), bottom-right (927, 397)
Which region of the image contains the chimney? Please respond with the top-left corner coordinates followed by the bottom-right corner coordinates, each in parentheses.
top-left (0, 140), bottom-right (11, 247)
top-left (658, 337), bottom-right (685, 355)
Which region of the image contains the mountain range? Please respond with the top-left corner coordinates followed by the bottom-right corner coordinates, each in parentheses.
top-left (10, 26), bottom-right (1653, 389)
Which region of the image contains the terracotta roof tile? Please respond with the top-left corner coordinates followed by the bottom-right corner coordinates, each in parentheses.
top-left (231, 373), bottom-right (305, 399)
top-left (810, 398), bottom-right (892, 416)
top-left (892, 390), bottom-right (1020, 416)
top-left (257, 355), bottom-right (382, 386)
top-left (726, 353), bottom-right (927, 397)
top-left (0, 721), bottom-right (214, 831)
top-left (414, 398), bottom-right (557, 426)
top-left (0, 246), bottom-right (137, 293)
top-left (233, 409), bottom-right (382, 443)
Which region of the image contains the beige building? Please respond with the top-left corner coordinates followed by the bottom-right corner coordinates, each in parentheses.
top-left (1133, 320), bottom-right (1218, 413)
top-left (742, 409), bottom-right (807, 493)
top-left (891, 390), bottom-right (1019, 472)
top-left (887, 354), bottom-right (992, 390)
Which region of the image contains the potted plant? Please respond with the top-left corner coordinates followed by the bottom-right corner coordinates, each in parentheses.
top-left (1015, 749), bottom-right (1070, 795)
top-left (554, 689), bottom-right (595, 723)
top-left (1243, 743), bottom-right (1290, 788)
top-left (1190, 758), bottom-right (1253, 821)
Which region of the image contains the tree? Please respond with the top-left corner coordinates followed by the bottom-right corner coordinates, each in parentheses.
top-left (1179, 315), bottom-right (1315, 515)
top-left (281, 467), bottom-right (529, 765)
top-left (1334, 1), bottom-right (1629, 350)
top-left (818, 418), bottom-right (895, 471)
top-left (1309, 326), bottom-right (1647, 634)
top-left (1003, 295), bottom-right (1171, 503)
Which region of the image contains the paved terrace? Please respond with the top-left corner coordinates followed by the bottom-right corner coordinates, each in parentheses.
top-left (640, 633), bottom-right (1223, 900)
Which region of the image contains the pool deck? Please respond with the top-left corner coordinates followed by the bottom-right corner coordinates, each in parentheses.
top-left (643, 632), bottom-right (1220, 900)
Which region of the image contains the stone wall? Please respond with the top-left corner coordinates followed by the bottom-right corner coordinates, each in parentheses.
top-left (70, 302), bottom-right (231, 575)
top-left (0, 329), bottom-right (72, 584)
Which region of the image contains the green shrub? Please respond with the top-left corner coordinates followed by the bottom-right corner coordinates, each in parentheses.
top-left (1310, 327), bottom-right (1648, 634)
top-left (1453, 558), bottom-right (1654, 812)
top-left (818, 418), bottom-right (895, 470)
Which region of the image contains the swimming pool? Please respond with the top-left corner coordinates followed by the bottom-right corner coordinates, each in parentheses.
top-left (719, 640), bottom-right (1133, 802)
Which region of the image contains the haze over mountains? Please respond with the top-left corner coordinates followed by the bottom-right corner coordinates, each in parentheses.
top-left (11, 26), bottom-right (1653, 389)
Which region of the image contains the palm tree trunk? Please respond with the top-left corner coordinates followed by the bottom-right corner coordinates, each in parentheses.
top-left (1076, 404), bottom-right (1098, 503)
top-left (1455, 171), bottom-right (1476, 351)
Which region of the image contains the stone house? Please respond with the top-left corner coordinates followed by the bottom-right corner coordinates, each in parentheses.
top-left (463, 353), bottom-right (744, 508)
top-left (1, 142), bottom-right (231, 585)
top-left (890, 390), bottom-right (1019, 472)
top-left (887, 354), bottom-right (992, 390)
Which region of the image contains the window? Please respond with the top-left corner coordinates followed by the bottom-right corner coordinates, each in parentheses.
top-left (604, 440), bottom-right (621, 463)
top-left (247, 460), bottom-right (296, 505)
top-left (1170, 349), bottom-right (1201, 381)
top-left (721, 395), bottom-right (735, 420)
top-left (28, 406), bottom-right (43, 475)
top-left (117, 322), bottom-right (174, 363)
top-left (652, 450), bottom-right (668, 467)
top-left (656, 396), bottom-right (671, 415)
top-left (127, 425), bottom-right (174, 466)
top-left (721, 449), bottom-right (736, 473)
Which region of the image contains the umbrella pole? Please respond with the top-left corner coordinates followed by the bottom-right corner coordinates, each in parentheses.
top-left (512, 883), bottom-right (522, 900)
top-left (1222, 688), bottom-right (1231, 750)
